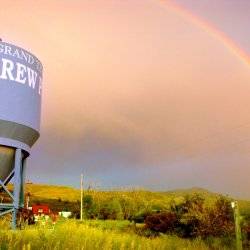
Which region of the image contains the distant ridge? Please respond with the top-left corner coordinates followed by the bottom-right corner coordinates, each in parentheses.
top-left (24, 183), bottom-right (223, 203)
top-left (24, 183), bottom-right (225, 198)
top-left (20, 183), bottom-right (250, 215)
top-left (163, 187), bottom-right (221, 196)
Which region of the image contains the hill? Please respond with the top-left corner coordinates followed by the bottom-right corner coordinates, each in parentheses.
top-left (24, 184), bottom-right (219, 201)
top-left (25, 183), bottom-right (80, 202)
top-left (19, 183), bottom-right (250, 217)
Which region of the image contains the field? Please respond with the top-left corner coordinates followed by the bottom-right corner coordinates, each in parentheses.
top-left (0, 219), bottom-right (235, 250)
top-left (1, 184), bottom-right (250, 249)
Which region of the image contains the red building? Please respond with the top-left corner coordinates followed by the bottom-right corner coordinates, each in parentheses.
top-left (32, 205), bottom-right (50, 215)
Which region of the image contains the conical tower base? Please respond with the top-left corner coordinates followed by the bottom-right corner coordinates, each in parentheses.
top-left (0, 146), bottom-right (15, 182)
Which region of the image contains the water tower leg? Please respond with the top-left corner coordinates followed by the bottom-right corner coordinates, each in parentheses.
top-left (11, 148), bottom-right (23, 230)
top-left (20, 158), bottom-right (27, 208)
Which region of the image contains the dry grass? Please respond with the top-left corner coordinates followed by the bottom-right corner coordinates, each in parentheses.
top-left (0, 219), bottom-right (233, 250)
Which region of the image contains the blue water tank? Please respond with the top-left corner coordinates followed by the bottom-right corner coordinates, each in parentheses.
top-left (0, 41), bottom-right (43, 181)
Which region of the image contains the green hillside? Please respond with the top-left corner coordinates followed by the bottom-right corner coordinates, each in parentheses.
top-left (24, 184), bottom-right (219, 201)
top-left (21, 183), bottom-right (250, 217)
top-left (25, 183), bottom-right (80, 201)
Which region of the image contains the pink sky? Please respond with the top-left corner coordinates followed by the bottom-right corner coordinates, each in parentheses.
top-left (1, 0), bottom-right (250, 197)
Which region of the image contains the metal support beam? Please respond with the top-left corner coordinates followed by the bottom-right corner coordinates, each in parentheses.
top-left (0, 203), bottom-right (14, 208)
top-left (0, 208), bottom-right (14, 217)
top-left (3, 169), bottom-right (15, 186)
top-left (12, 149), bottom-right (23, 229)
top-left (20, 158), bottom-right (27, 208)
top-left (0, 170), bottom-right (14, 193)
top-left (0, 179), bottom-right (14, 200)
top-left (0, 148), bottom-right (25, 230)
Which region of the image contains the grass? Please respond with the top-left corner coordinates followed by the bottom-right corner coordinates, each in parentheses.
top-left (0, 219), bottom-right (234, 250)
top-left (0, 184), bottom-right (246, 249)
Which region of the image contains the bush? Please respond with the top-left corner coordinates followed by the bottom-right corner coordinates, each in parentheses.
top-left (131, 209), bottom-right (152, 224)
top-left (145, 212), bottom-right (178, 233)
top-left (144, 195), bottom-right (235, 239)
top-left (99, 199), bottom-right (123, 220)
top-left (202, 197), bottom-right (234, 237)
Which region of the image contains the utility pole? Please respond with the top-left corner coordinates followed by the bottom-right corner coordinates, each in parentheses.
top-left (80, 173), bottom-right (83, 221)
top-left (26, 193), bottom-right (30, 209)
top-left (231, 201), bottom-right (243, 250)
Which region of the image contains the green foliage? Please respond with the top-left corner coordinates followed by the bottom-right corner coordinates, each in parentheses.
top-left (98, 199), bottom-right (123, 220)
top-left (83, 195), bottom-right (97, 219)
top-left (144, 195), bottom-right (235, 241)
top-left (22, 184), bottom-right (250, 221)
top-left (132, 208), bottom-right (153, 223)
top-left (202, 197), bottom-right (234, 237)
top-left (174, 194), bottom-right (207, 238)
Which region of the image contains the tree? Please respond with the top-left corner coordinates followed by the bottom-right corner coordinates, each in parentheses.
top-left (83, 195), bottom-right (97, 219)
top-left (99, 199), bottom-right (123, 220)
top-left (203, 197), bottom-right (234, 237)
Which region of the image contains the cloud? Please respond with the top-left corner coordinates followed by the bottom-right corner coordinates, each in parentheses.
top-left (1, 0), bottom-right (250, 196)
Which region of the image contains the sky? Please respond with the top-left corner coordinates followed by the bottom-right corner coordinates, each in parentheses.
top-left (1, 0), bottom-right (250, 198)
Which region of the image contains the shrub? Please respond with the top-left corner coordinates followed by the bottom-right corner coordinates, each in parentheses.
top-left (99, 199), bottom-right (123, 220)
top-left (131, 209), bottom-right (152, 223)
top-left (145, 212), bottom-right (178, 233)
top-left (202, 197), bottom-right (234, 237)
top-left (144, 195), bottom-right (235, 239)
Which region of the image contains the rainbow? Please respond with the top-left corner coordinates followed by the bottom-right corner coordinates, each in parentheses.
top-left (156, 0), bottom-right (250, 68)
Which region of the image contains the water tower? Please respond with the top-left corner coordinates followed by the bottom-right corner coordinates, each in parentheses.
top-left (0, 41), bottom-right (43, 228)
